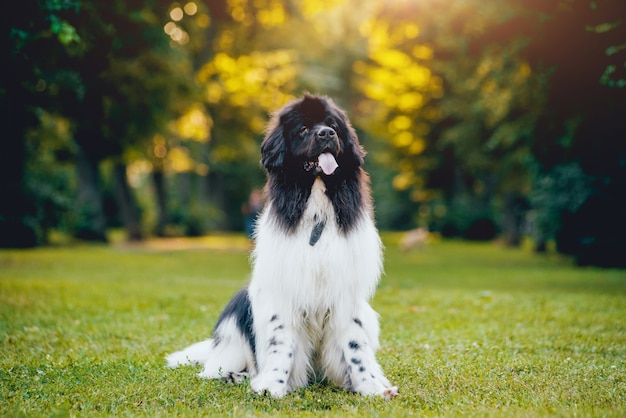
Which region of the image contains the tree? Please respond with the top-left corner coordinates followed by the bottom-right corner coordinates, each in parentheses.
top-left (421, 1), bottom-right (540, 243)
top-left (1, 0), bottom-right (82, 246)
top-left (351, 0), bottom-right (538, 240)
top-left (498, 0), bottom-right (626, 265)
top-left (2, 0), bottom-right (196, 244)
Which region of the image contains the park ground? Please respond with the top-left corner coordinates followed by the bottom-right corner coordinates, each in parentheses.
top-left (1, 233), bottom-right (625, 417)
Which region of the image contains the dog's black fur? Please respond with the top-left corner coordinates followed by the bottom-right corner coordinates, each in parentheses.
top-left (261, 94), bottom-right (371, 234)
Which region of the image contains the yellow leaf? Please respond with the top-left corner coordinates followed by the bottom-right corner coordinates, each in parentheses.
top-left (168, 147), bottom-right (195, 173)
top-left (409, 138), bottom-right (426, 155)
top-left (393, 172), bottom-right (412, 191)
top-left (412, 45), bottom-right (433, 60)
top-left (405, 66), bottom-right (431, 88)
top-left (173, 106), bottom-right (212, 142)
top-left (404, 23), bottom-right (419, 39)
top-left (397, 93), bottom-right (423, 112)
top-left (205, 82), bottom-right (222, 104)
top-left (371, 49), bottom-right (412, 68)
top-left (393, 131), bottom-right (414, 147)
top-left (195, 163), bottom-right (209, 176)
top-left (389, 115), bottom-right (412, 132)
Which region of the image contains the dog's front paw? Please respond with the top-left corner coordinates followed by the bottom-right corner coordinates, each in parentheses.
top-left (251, 374), bottom-right (289, 398)
top-left (354, 376), bottom-right (398, 400)
top-left (378, 386), bottom-right (399, 400)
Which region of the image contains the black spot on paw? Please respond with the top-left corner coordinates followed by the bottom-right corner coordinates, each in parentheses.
top-left (351, 358), bottom-right (361, 365)
top-left (359, 366), bottom-right (366, 373)
top-left (273, 324), bottom-right (284, 331)
top-left (349, 340), bottom-right (360, 350)
top-left (353, 318), bottom-right (362, 327)
top-left (270, 314), bottom-right (278, 322)
top-left (277, 379), bottom-right (285, 384)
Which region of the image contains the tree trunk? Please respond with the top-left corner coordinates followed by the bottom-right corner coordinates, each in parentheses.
top-left (74, 147), bottom-right (107, 242)
top-left (207, 170), bottom-right (229, 230)
top-left (502, 192), bottom-right (528, 247)
top-left (0, 119), bottom-right (38, 247)
top-left (502, 192), bottom-right (527, 247)
top-left (152, 167), bottom-right (169, 237)
top-left (534, 238), bottom-right (547, 253)
top-left (112, 162), bottom-right (143, 241)
top-left (177, 171), bottom-right (192, 208)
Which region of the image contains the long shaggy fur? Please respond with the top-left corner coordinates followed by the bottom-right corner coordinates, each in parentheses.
top-left (166, 94), bottom-right (397, 399)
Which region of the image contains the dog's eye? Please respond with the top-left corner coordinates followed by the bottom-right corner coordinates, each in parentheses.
top-left (299, 126), bottom-right (308, 136)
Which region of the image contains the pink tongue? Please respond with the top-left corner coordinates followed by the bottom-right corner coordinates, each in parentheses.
top-left (318, 152), bottom-right (338, 175)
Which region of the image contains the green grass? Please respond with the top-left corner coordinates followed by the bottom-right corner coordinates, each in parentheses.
top-left (1, 233), bottom-right (625, 417)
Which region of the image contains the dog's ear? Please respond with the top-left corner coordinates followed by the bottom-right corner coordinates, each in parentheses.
top-left (342, 123), bottom-right (366, 168)
top-left (261, 118), bottom-right (286, 171)
top-left (324, 99), bottom-right (366, 168)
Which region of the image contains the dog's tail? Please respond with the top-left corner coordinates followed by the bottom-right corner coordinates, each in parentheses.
top-left (165, 316), bottom-right (256, 380)
top-left (166, 289), bottom-right (256, 379)
top-left (166, 339), bottom-right (214, 368)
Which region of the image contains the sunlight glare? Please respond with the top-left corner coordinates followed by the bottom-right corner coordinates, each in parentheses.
top-left (184, 2), bottom-right (198, 16)
top-left (163, 21), bottom-right (176, 35)
top-left (170, 7), bottom-right (184, 21)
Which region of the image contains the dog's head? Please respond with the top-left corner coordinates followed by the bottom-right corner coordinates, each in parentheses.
top-left (261, 94), bottom-right (365, 176)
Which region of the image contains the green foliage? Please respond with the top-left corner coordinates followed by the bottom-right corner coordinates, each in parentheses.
top-left (48, 14), bottom-right (81, 45)
top-left (3, 0), bottom-right (625, 267)
top-left (25, 118), bottom-right (77, 237)
top-left (1, 236), bottom-right (625, 416)
top-left (529, 163), bottom-right (592, 240)
top-left (512, 0), bottom-right (626, 265)
top-left (529, 162), bottom-right (626, 268)
top-left (438, 194), bottom-right (497, 240)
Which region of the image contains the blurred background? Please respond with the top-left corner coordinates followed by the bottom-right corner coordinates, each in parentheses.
top-left (1, 0), bottom-right (624, 267)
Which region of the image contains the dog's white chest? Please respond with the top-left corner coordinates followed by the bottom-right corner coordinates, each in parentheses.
top-left (303, 178), bottom-right (333, 224)
top-left (251, 183), bottom-right (382, 315)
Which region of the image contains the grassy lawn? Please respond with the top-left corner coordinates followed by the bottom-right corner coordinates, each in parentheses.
top-left (1, 233), bottom-right (625, 417)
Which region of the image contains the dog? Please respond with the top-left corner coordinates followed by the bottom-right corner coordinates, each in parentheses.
top-left (166, 94), bottom-right (398, 399)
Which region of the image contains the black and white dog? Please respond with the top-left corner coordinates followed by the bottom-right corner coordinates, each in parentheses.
top-left (166, 94), bottom-right (398, 399)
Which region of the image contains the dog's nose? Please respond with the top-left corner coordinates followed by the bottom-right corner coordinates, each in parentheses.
top-left (317, 127), bottom-right (336, 140)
